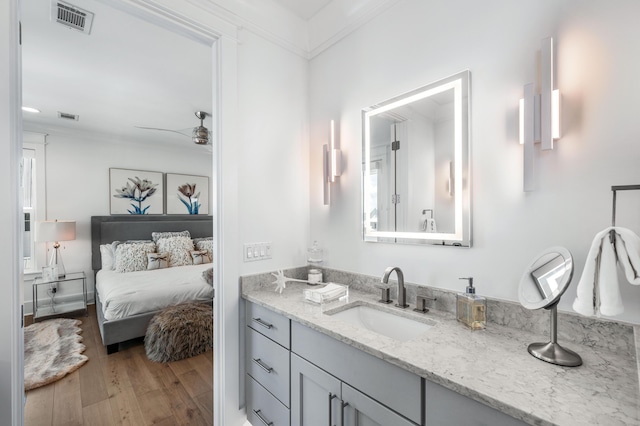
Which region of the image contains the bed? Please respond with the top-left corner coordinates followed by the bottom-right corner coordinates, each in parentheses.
top-left (91, 215), bottom-right (214, 354)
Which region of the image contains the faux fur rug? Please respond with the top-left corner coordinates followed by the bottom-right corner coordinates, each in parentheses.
top-left (145, 303), bottom-right (213, 363)
top-left (24, 318), bottom-right (88, 391)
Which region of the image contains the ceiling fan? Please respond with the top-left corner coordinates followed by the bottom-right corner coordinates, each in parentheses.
top-left (135, 111), bottom-right (211, 145)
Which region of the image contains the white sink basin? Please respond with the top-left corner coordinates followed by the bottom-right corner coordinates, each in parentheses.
top-left (327, 304), bottom-right (434, 342)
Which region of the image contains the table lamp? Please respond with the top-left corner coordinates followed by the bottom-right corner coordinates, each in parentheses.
top-left (36, 220), bottom-right (76, 278)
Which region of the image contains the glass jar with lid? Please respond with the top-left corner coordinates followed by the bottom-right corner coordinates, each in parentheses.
top-left (307, 241), bottom-right (323, 285)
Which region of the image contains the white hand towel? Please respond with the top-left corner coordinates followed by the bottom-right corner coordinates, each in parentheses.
top-left (573, 226), bottom-right (640, 317)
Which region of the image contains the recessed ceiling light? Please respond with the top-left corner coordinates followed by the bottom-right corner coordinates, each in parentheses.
top-left (22, 107), bottom-right (41, 113)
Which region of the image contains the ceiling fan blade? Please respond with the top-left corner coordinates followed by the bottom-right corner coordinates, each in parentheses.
top-left (134, 126), bottom-right (190, 138)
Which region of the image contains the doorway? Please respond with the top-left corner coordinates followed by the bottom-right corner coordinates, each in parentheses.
top-left (17, 0), bottom-right (224, 424)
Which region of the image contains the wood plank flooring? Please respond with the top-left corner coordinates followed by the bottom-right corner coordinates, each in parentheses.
top-left (24, 305), bottom-right (213, 426)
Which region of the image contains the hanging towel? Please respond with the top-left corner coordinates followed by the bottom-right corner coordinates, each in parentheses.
top-left (573, 226), bottom-right (640, 317)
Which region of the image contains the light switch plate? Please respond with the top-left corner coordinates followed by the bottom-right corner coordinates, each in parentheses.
top-left (243, 242), bottom-right (272, 262)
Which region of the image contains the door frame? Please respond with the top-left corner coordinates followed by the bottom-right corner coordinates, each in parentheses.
top-left (6, 1), bottom-right (242, 424)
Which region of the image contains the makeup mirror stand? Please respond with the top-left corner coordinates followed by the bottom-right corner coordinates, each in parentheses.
top-left (528, 301), bottom-right (582, 367)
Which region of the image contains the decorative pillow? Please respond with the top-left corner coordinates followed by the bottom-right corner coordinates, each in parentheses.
top-left (147, 252), bottom-right (169, 270)
top-left (194, 238), bottom-right (213, 261)
top-left (99, 244), bottom-right (115, 270)
top-left (156, 235), bottom-right (194, 267)
top-left (115, 242), bottom-right (157, 273)
top-left (190, 250), bottom-right (212, 265)
top-left (151, 230), bottom-right (191, 244)
top-left (202, 267), bottom-right (213, 285)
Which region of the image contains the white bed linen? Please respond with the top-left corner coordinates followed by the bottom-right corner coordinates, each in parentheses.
top-left (96, 263), bottom-right (213, 321)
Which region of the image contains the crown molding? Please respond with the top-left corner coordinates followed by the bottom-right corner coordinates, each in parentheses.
top-left (308, 0), bottom-right (403, 58)
top-left (175, 0), bottom-right (402, 60)
top-left (187, 0), bottom-right (310, 58)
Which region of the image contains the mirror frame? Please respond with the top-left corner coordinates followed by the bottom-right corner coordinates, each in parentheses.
top-left (519, 246), bottom-right (574, 310)
top-left (361, 70), bottom-right (471, 246)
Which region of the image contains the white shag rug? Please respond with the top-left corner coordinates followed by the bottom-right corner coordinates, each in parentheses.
top-left (24, 318), bottom-right (88, 391)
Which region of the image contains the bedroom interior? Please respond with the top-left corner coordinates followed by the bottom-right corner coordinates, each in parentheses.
top-left (19, 0), bottom-right (216, 424)
top-left (2, 0), bottom-right (640, 425)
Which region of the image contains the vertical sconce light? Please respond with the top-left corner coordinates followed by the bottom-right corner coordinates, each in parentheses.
top-left (323, 120), bottom-right (342, 205)
top-left (519, 36), bottom-right (561, 191)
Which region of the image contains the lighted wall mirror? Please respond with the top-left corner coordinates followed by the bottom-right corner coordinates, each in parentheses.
top-left (362, 70), bottom-right (471, 246)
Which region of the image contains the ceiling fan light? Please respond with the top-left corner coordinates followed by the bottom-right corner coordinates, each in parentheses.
top-left (192, 126), bottom-right (209, 145)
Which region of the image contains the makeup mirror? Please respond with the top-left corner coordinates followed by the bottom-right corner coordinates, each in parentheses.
top-left (519, 246), bottom-right (582, 367)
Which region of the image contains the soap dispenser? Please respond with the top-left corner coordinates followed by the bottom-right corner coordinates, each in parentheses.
top-left (456, 277), bottom-right (486, 330)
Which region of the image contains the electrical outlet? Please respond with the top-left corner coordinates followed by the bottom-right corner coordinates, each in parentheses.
top-left (243, 242), bottom-right (272, 262)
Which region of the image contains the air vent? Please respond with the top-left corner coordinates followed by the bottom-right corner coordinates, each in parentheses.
top-left (58, 111), bottom-right (79, 121)
top-left (51, 1), bottom-right (94, 35)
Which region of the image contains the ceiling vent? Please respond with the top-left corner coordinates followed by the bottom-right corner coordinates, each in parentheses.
top-left (58, 111), bottom-right (79, 121)
top-left (51, 1), bottom-right (94, 35)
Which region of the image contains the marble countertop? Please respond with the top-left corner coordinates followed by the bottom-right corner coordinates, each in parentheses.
top-left (242, 282), bottom-right (640, 426)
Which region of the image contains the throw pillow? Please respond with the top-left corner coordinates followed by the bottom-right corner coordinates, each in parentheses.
top-left (190, 250), bottom-right (211, 265)
top-left (151, 230), bottom-right (191, 244)
top-left (157, 235), bottom-right (194, 267)
top-left (115, 242), bottom-right (157, 273)
top-left (202, 267), bottom-right (213, 285)
top-left (195, 238), bottom-right (213, 261)
top-left (99, 244), bottom-right (115, 270)
top-left (147, 252), bottom-right (169, 270)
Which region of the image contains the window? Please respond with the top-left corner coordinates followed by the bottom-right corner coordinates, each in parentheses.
top-left (23, 149), bottom-right (36, 272)
top-left (23, 134), bottom-right (46, 275)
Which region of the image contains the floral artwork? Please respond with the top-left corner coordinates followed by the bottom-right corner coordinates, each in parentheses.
top-left (166, 173), bottom-right (209, 215)
top-left (110, 169), bottom-right (164, 215)
top-left (177, 183), bottom-right (200, 214)
top-left (114, 176), bottom-right (158, 214)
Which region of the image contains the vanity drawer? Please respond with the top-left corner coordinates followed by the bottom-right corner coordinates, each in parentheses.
top-left (247, 375), bottom-right (290, 426)
top-left (246, 327), bottom-right (291, 407)
top-left (291, 321), bottom-right (421, 425)
top-left (247, 302), bottom-right (291, 349)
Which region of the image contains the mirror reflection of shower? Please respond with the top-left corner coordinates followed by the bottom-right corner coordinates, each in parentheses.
top-left (367, 90), bottom-right (456, 238)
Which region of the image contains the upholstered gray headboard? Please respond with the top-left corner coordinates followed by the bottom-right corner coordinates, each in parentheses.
top-left (91, 215), bottom-right (213, 273)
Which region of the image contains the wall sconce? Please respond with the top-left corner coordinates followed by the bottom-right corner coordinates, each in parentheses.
top-left (323, 120), bottom-right (342, 205)
top-left (519, 37), bottom-right (561, 192)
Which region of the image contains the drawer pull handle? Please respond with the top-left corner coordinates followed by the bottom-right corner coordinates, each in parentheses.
top-left (252, 358), bottom-right (273, 373)
top-left (253, 409), bottom-right (274, 426)
top-left (341, 401), bottom-right (349, 425)
top-left (328, 393), bottom-right (337, 426)
top-left (252, 317), bottom-right (273, 329)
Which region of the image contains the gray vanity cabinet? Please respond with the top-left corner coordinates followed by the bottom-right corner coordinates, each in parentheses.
top-left (291, 321), bottom-right (421, 426)
top-left (245, 300), bottom-right (524, 426)
top-left (291, 353), bottom-right (341, 426)
top-left (342, 383), bottom-right (417, 426)
top-left (424, 380), bottom-right (527, 426)
top-left (246, 302), bottom-right (291, 426)
top-left (291, 353), bottom-right (416, 426)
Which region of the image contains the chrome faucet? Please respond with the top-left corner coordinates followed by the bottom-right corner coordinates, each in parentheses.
top-left (381, 266), bottom-right (409, 308)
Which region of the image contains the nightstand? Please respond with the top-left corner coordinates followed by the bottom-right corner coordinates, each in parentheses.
top-left (32, 271), bottom-right (87, 322)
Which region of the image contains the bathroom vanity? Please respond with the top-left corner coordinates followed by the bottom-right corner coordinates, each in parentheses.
top-left (242, 277), bottom-right (640, 426)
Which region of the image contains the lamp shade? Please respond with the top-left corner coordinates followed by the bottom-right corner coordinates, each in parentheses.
top-left (36, 220), bottom-right (76, 242)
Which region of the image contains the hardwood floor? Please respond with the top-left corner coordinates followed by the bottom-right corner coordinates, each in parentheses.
top-left (24, 305), bottom-right (213, 426)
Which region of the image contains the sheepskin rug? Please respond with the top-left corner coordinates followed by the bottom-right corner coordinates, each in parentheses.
top-left (145, 303), bottom-right (213, 363)
top-left (24, 318), bottom-right (88, 391)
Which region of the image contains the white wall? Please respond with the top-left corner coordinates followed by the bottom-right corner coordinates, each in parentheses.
top-left (309, 0), bottom-right (640, 324)
top-left (21, 130), bottom-right (214, 313)
top-left (237, 29), bottom-right (310, 274)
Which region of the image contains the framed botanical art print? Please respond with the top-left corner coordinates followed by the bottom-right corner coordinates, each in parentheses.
top-left (165, 173), bottom-right (209, 215)
top-left (110, 168), bottom-right (164, 215)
